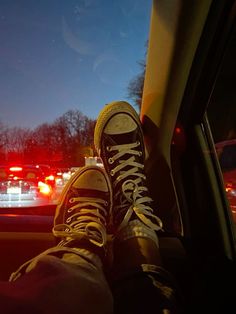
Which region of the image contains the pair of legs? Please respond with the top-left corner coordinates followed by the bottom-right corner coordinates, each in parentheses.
top-left (0, 101), bottom-right (181, 313)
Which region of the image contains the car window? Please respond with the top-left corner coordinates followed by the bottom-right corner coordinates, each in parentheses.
top-left (219, 144), bottom-right (236, 171)
top-left (0, 0), bottom-right (152, 208)
top-left (207, 22), bottom-right (236, 227)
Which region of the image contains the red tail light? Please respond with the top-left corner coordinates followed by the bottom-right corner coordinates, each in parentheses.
top-left (225, 181), bottom-right (236, 193)
top-left (38, 181), bottom-right (51, 195)
top-left (46, 175), bottom-right (55, 181)
top-left (226, 182), bottom-right (232, 192)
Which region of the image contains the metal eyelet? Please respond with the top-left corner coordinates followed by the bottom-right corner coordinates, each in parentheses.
top-left (66, 217), bottom-right (71, 223)
top-left (105, 201), bottom-right (108, 206)
top-left (110, 170), bottom-right (115, 176)
top-left (138, 151), bottom-right (142, 156)
top-left (69, 198), bottom-right (74, 203)
top-left (106, 146), bottom-right (111, 152)
top-left (108, 157), bottom-right (114, 164)
top-left (67, 207), bottom-right (73, 213)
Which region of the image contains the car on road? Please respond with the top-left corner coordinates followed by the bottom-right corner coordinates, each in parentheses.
top-left (215, 139), bottom-right (236, 222)
top-left (0, 165), bottom-right (53, 207)
top-left (84, 156), bottom-right (104, 167)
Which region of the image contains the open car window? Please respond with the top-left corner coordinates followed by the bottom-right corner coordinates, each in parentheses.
top-left (0, 0), bottom-right (152, 208)
top-left (207, 20), bottom-right (236, 230)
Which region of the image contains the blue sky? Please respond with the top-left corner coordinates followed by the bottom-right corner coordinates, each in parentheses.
top-left (0, 0), bottom-right (152, 128)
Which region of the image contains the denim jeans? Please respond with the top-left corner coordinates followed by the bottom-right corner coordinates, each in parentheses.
top-left (0, 246), bottom-right (181, 313)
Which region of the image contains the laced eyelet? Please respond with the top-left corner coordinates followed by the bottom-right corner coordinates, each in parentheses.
top-left (108, 157), bottom-right (114, 164)
top-left (110, 170), bottom-right (115, 176)
top-left (136, 141), bottom-right (140, 146)
top-left (138, 151), bottom-right (142, 156)
top-left (105, 201), bottom-right (108, 206)
top-left (65, 228), bottom-right (69, 232)
top-left (67, 207), bottom-right (74, 213)
top-left (66, 217), bottom-right (71, 223)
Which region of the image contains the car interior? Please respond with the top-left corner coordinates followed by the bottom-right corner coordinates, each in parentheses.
top-left (0, 0), bottom-right (236, 312)
top-left (141, 0), bottom-right (236, 311)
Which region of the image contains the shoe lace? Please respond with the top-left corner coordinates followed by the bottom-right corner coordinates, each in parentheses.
top-left (53, 196), bottom-right (108, 247)
top-left (107, 141), bottom-right (163, 231)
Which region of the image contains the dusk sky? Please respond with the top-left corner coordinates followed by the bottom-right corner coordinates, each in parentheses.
top-left (0, 0), bottom-right (152, 128)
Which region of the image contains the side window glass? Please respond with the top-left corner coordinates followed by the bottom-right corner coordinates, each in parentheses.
top-left (207, 26), bottom-right (236, 225)
top-left (219, 144), bottom-right (236, 171)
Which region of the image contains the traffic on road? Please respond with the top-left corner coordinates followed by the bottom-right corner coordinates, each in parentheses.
top-left (0, 164), bottom-right (71, 207)
top-left (0, 158), bottom-right (103, 208)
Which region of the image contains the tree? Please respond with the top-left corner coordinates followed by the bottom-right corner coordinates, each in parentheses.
top-left (127, 41), bottom-right (148, 111)
top-left (0, 109), bottom-right (96, 166)
top-left (54, 110), bottom-right (96, 166)
top-left (80, 117), bottom-right (96, 147)
top-left (0, 122), bottom-right (8, 163)
top-left (127, 60), bottom-right (146, 111)
top-left (3, 127), bottom-right (32, 163)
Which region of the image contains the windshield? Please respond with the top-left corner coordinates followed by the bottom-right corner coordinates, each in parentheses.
top-left (0, 0), bottom-right (152, 207)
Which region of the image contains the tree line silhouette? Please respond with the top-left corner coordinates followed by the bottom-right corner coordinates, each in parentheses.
top-left (0, 110), bottom-right (96, 167)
